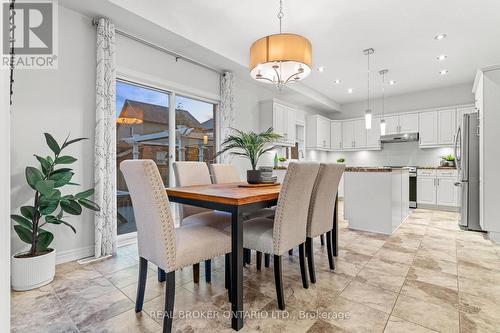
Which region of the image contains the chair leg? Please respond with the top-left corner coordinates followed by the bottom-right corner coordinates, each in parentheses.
top-left (225, 253), bottom-right (232, 302)
top-left (193, 263), bottom-right (200, 284)
top-left (205, 260), bottom-right (211, 283)
top-left (306, 237), bottom-right (316, 284)
top-left (298, 243), bottom-right (309, 289)
top-left (273, 255), bottom-right (285, 310)
top-left (326, 231), bottom-right (335, 270)
top-left (158, 268), bottom-right (166, 282)
top-left (288, 249), bottom-right (293, 256)
top-left (136, 257), bottom-right (148, 313)
top-left (264, 253), bottom-right (270, 268)
top-left (320, 234), bottom-right (325, 246)
top-left (163, 271), bottom-right (175, 333)
top-left (256, 251), bottom-right (262, 270)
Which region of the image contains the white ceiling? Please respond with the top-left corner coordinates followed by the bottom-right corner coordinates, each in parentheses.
top-left (106, 0), bottom-right (500, 106)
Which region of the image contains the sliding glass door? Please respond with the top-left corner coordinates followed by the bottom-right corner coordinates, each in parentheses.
top-left (115, 80), bottom-right (218, 236)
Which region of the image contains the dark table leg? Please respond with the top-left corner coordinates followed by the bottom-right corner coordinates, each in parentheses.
top-left (231, 206), bottom-right (244, 330)
top-left (333, 193), bottom-right (339, 257)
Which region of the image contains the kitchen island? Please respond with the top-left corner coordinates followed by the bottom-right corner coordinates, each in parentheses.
top-left (344, 167), bottom-right (410, 235)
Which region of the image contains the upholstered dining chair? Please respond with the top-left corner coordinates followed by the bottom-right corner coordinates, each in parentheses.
top-left (173, 161), bottom-right (231, 284)
top-left (242, 161), bottom-right (320, 310)
top-left (306, 163), bottom-right (345, 283)
top-left (120, 160), bottom-right (232, 333)
top-left (209, 163), bottom-right (275, 268)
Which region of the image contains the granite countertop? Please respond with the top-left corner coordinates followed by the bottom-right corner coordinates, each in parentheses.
top-left (418, 166), bottom-right (457, 170)
top-left (345, 167), bottom-right (393, 172)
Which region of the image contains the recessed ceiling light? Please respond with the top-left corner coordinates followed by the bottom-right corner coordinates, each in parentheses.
top-left (317, 66), bottom-right (326, 72)
top-left (389, 80), bottom-right (396, 85)
top-left (439, 69), bottom-right (448, 75)
top-left (347, 88), bottom-right (353, 94)
top-left (334, 79), bottom-right (341, 84)
top-left (437, 54), bottom-right (447, 61)
top-left (434, 33), bottom-right (447, 40)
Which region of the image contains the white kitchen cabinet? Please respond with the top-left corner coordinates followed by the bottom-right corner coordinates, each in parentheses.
top-left (417, 176), bottom-right (437, 205)
top-left (417, 169), bottom-right (459, 208)
top-left (366, 116), bottom-right (381, 148)
top-left (384, 116), bottom-right (400, 135)
top-left (330, 121), bottom-right (342, 150)
top-left (383, 113), bottom-right (418, 135)
top-left (353, 119), bottom-right (367, 149)
top-left (342, 121), bottom-right (354, 149)
top-left (399, 113), bottom-right (419, 133)
top-left (306, 115), bottom-right (331, 149)
top-left (437, 109), bottom-right (456, 145)
top-left (419, 111), bottom-right (438, 147)
top-left (260, 99), bottom-right (296, 146)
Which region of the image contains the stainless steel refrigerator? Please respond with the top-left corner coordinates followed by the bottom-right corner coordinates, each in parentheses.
top-left (454, 113), bottom-right (482, 231)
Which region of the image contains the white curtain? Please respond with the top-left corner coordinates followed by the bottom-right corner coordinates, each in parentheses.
top-left (219, 72), bottom-right (235, 163)
top-left (94, 18), bottom-right (117, 258)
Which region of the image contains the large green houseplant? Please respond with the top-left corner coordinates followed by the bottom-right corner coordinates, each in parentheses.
top-left (216, 128), bottom-right (282, 183)
top-left (11, 133), bottom-right (100, 291)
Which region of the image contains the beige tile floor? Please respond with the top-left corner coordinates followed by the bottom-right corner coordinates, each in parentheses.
top-left (11, 203), bottom-right (500, 332)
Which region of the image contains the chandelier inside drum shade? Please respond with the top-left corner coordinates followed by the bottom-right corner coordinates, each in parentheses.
top-left (249, 0), bottom-right (312, 90)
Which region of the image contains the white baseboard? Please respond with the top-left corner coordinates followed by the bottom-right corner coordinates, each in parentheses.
top-left (416, 203), bottom-right (459, 212)
top-left (488, 231), bottom-right (500, 244)
top-left (55, 246), bottom-right (94, 265)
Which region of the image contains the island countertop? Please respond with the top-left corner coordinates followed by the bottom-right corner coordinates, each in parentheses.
top-left (345, 167), bottom-right (398, 172)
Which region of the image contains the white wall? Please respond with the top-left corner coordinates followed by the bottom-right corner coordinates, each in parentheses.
top-left (1, 63), bottom-right (11, 332)
top-left (11, 6), bottom-right (97, 261)
top-left (337, 82), bottom-right (474, 119)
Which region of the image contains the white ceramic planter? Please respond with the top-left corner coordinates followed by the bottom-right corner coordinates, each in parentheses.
top-left (11, 249), bottom-right (56, 291)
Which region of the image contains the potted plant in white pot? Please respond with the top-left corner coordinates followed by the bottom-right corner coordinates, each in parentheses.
top-left (11, 133), bottom-right (100, 291)
top-left (216, 128), bottom-right (282, 184)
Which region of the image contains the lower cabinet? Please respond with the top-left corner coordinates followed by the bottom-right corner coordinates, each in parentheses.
top-left (417, 169), bottom-right (459, 208)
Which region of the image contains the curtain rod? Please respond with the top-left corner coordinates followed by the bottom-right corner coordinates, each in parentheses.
top-left (92, 18), bottom-right (222, 75)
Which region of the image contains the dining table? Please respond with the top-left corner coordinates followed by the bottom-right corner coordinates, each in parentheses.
top-left (165, 182), bottom-right (339, 331)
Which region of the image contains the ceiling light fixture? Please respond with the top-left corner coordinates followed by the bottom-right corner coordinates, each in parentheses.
top-left (389, 80), bottom-right (396, 85)
top-left (437, 54), bottom-right (447, 61)
top-left (379, 69), bottom-right (388, 136)
top-left (334, 79), bottom-right (341, 84)
top-left (249, 0), bottom-right (312, 90)
top-left (434, 33), bottom-right (447, 40)
top-left (439, 69), bottom-right (448, 75)
top-left (317, 66), bottom-right (326, 72)
top-left (363, 48), bottom-right (374, 129)
top-left (347, 88), bottom-right (353, 94)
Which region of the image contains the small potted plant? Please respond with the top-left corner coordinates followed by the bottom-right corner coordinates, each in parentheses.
top-left (216, 128), bottom-right (282, 184)
top-left (337, 158), bottom-right (345, 164)
top-left (11, 133), bottom-right (100, 291)
top-left (440, 154), bottom-right (456, 167)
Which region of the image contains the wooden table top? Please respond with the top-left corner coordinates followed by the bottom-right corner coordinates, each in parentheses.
top-left (166, 182), bottom-right (281, 206)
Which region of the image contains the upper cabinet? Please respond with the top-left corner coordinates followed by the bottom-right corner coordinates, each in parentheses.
top-left (260, 100), bottom-right (296, 146)
top-left (306, 115), bottom-right (331, 150)
top-left (342, 119), bottom-right (367, 150)
top-left (419, 109), bottom-right (457, 148)
top-left (366, 116), bottom-right (381, 149)
top-left (330, 121), bottom-right (342, 150)
top-left (383, 113), bottom-right (419, 135)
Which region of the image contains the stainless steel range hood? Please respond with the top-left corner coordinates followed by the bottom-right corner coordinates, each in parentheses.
top-left (380, 132), bottom-right (419, 143)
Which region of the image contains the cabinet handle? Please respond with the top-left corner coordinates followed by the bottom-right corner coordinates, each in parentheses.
top-left (476, 126), bottom-right (480, 137)
top-left (437, 179), bottom-right (440, 186)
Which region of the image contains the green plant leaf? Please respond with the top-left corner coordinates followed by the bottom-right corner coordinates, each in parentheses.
top-left (39, 201), bottom-right (59, 215)
top-left (35, 180), bottom-right (55, 196)
top-left (14, 225), bottom-right (33, 244)
top-left (44, 133), bottom-right (60, 155)
top-left (36, 229), bottom-right (54, 252)
top-left (51, 168), bottom-right (72, 174)
top-left (49, 171), bottom-right (74, 188)
top-left (62, 137), bottom-right (87, 149)
top-left (78, 198), bottom-right (100, 211)
top-left (34, 155), bottom-right (52, 175)
top-left (55, 156), bottom-right (77, 164)
top-left (75, 189), bottom-right (94, 199)
top-left (61, 200), bottom-right (82, 215)
top-left (25, 167), bottom-right (44, 190)
top-left (20, 206), bottom-right (35, 220)
top-left (11, 214), bottom-right (33, 229)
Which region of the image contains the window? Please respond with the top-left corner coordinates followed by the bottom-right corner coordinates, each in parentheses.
top-left (115, 80), bottom-right (217, 236)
